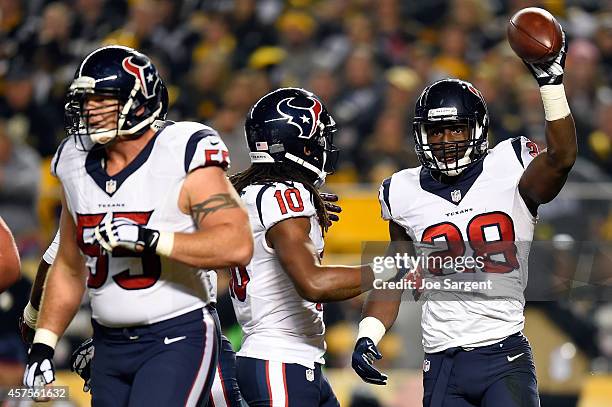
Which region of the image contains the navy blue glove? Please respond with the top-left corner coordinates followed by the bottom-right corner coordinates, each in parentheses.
top-left (70, 337), bottom-right (94, 392)
top-left (351, 337), bottom-right (387, 385)
top-left (320, 193), bottom-right (342, 225)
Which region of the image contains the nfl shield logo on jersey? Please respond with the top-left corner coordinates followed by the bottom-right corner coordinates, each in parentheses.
top-left (106, 179), bottom-right (117, 194)
top-left (451, 189), bottom-right (462, 203)
top-left (306, 368), bottom-right (315, 382)
top-left (423, 359), bottom-right (431, 372)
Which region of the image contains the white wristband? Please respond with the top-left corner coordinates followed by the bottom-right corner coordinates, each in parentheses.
top-left (155, 231), bottom-right (175, 257)
top-left (540, 84), bottom-right (571, 121)
top-left (33, 328), bottom-right (59, 350)
top-left (23, 302), bottom-right (38, 329)
top-left (357, 317), bottom-right (386, 346)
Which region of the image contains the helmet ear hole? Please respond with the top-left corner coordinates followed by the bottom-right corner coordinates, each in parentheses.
top-left (304, 146), bottom-right (312, 156)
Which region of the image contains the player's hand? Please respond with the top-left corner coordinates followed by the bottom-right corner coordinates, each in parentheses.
top-left (320, 193), bottom-right (342, 226)
top-left (352, 337), bottom-right (388, 385)
top-left (94, 215), bottom-right (160, 254)
top-left (70, 337), bottom-right (94, 392)
top-left (23, 343), bottom-right (56, 389)
top-left (524, 30), bottom-right (568, 86)
top-left (19, 315), bottom-right (36, 344)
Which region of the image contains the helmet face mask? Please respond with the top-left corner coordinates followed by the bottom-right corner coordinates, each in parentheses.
top-left (65, 46), bottom-right (168, 151)
top-left (413, 79), bottom-right (489, 177)
top-left (66, 87), bottom-right (123, 147)
top-left (245, 87), bottom-right (339, 187)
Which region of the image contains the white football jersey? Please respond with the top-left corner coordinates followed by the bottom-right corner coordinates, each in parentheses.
top-left (231, 181), bottom-right (326, 369)
top-left (51, 121), bottom-right (230, 327)
top-left (43, 229), bottom-right (219, 304)
top-left (380, 137), bottom-right (539, 353)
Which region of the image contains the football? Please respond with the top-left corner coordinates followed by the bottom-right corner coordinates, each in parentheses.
top-left (507, 7), bottom-right (563, 63)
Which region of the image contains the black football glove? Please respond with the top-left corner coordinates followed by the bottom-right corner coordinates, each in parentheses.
top-left (23, 343), bottom-right (56, 388)
top-left (94, 215), bottom-right (160, 254)
top-left (352, 337), bottom-right (388, 385)
top-left (320, 193), bottom-right (342, 226)
top-left (70, 337), bottom-right (94, 392)
top-left (524, 30), bottom-right (568, 86)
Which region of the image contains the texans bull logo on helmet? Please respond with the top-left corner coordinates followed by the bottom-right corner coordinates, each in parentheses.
top-left (267, 97), bottom-right (323, 139)
top-left (122, 56), bottom-right (159, 99)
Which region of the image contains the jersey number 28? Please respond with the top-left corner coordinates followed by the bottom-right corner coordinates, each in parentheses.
top-left (421, 211), bottom-right (519, 274)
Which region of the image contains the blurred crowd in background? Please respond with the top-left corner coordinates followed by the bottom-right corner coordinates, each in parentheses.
top-left (1, 0), bottom-right (612, 404)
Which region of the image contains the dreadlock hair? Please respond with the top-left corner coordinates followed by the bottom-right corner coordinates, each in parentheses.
top-left (230, 162), bottom-right (330, 234)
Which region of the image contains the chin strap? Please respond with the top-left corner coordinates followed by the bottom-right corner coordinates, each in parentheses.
top-left (285, 152), bottom-right (326, 186)
top-left (88, 78), bottom-right (164, 145)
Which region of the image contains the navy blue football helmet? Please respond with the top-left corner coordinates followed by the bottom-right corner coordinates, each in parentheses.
top-left (65, 45), bottom-right (168, 148)
top-left (245, 88), bottom-right (339, 186)
top-left (413, 79), bottom-right (489, 176)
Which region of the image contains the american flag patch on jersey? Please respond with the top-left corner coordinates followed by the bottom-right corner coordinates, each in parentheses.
top-left (255, 142), bottom-right (268, 151)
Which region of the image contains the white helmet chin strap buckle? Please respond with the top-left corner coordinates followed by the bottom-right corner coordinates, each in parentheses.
top-left (435, 146), bottom-right (474, 176)
top-left (438, 162), bottom-right (464, 177)
top-left (90, 128), bottom-right (119, 145)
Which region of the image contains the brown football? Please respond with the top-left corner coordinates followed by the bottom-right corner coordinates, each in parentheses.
top-left (507, 7), bottom-right (563, 63)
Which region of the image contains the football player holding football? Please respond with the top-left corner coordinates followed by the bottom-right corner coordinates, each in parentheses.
top-left (352, 33), bottom-right (575, 406)
top-left (22, 45), bottom-right (253, 406)
top-left (228, 88), bottom-right (397, 406)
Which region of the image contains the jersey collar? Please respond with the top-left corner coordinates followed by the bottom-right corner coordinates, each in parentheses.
top-left (85, 122), bottom-right (172, 197)
top-left (419, 158), bottom-right (484, 205)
